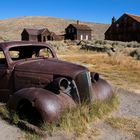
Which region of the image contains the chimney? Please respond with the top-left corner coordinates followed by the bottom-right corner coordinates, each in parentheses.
top-left (112, 16), bottom-right (116, 24)
top-left (77, 20), bottom-right (80, 25)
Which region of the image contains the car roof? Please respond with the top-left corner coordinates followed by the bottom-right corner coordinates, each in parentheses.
top-left (0, 41), bottom-right (53, 50)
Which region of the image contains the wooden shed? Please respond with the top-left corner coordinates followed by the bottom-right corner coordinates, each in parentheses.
top-left (105, 13), bottom-right (140, 42)
top-left (65, 21), bottom-right (92, 40)
top-left (47, 32), bottom-right (64, 41)
top-left (21, 28), bottom-right (51, 42)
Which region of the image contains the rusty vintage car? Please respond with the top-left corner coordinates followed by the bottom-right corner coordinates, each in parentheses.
top-left (0, 41), bottom-right (113, 123)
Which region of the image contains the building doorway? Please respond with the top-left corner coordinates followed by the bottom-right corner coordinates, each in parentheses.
top-left (43, 36), bottom-right (46, 42)
top-left (80, 35), bottom-right (83, 40)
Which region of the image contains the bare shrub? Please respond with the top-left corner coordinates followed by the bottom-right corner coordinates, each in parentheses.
top-left (127, 41), bottom-right (140, 48)
top-left (129, 48), bottom-right (140, 60)
top-left (48, 41), bottom-right (68, 51)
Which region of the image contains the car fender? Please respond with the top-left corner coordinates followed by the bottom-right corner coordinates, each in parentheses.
top-left (8, 87), bottom-right (76, 122)
top-left (92, 78), bottom-right (113, 101)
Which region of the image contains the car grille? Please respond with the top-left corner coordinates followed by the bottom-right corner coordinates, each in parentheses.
top-left (75, 71), bottom-right (92, 102)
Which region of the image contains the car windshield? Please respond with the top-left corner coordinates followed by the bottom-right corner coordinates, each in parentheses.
top-left (9, 45), bottom-right (54, 61)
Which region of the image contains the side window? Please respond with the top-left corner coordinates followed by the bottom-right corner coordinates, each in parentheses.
top-left (9, 50), bottom-right (20, 60)
top-left (0, 49), bottom-right (7, 66)
top-left (39, 48), bottom-right (53, 58)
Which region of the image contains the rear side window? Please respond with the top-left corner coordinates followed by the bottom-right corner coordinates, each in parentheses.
top-left (9, 50), bottom-right (20, 60)
top-left (39, 48), bottom-right (53, 58)
top-left (0, 49), bottom-right (7, 65)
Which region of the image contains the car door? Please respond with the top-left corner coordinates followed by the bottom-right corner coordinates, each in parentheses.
top-left (0, 48), bottom-right (11, 102)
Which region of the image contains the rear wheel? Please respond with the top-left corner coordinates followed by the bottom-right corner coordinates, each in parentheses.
top-left (17, 99), bottom-right (43, 125)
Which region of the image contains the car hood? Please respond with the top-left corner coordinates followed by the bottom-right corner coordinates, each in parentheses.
top-left (14, 58), bottom-right (88, 78)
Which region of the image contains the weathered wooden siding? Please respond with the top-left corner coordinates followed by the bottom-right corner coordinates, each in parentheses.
top-left (105, 13), bottom-right (140, 42)
top-left (65, 24), bottom-right (92, 40)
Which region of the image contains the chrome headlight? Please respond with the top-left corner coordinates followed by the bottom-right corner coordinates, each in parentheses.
top-left (90, 72), bottom-right (99, 83)
top-left (54, 77), bottom-right (70, 91)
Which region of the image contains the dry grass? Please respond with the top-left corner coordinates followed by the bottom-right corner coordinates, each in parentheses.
top-left (42, 93), bottom-right (118, 137)
top-left (58, 49), bottom-right (140, 92)
top-left (106, 117), bottom-right (140, 140)
top-left (0, 93), bottom-right (118, 140)
top-left (0, 104), bottom-right (20, 125)
top-left (0, 104), bottom-right (42, 140)
top-left (24, 133), bottom-right (41, 140)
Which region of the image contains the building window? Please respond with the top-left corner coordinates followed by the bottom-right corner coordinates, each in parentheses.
top-left (124, 17), bottom-right (127, 22)
top-left (80, 35), bottom-right (83, 40)
top-left (72, 28), bottom-right (74, 33)
top-left (68, 28), bottom-right (71, 33)
top-left (133, 22), bottom-right (137, 29)
top-left (116, 23), bottom-right (119, 28)
top-left (86, 35), bottom-right (88, 40)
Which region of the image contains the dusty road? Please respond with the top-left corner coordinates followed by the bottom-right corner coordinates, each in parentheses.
top-left (0, 88), bottom-right (140, 140)
top-left (0, 118), bottom-right (22, 140)
top-left (92, 89), bottom-right (140, 140)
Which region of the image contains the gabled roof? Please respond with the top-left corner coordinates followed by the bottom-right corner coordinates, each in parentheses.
top-left (68, 24), bottom-right (91, 31)
top-left (23, 28), bottom-right (49, 35)
top-left (105, 13), bottom-right (140, 35)
top-left (125, 13), bottom-right (140, 24)
top-left (49, 32), bottom-right (57, 36)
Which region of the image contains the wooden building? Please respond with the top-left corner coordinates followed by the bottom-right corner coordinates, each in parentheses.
top-left (105, 13), bottom-right (140, 42)
top-left (48, 32), bottom-right (64, 41)
top-left (65, 21), bottom-right (92, 40)
top-left (21, 28), bottom-right (63, 42)
top-left (21, 28), bottom-right (50, 42)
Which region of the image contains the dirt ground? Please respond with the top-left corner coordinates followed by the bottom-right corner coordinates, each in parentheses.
top-left (0, 118), bottom-right (22, 140)
top-left (92, 89), bottom-right (140, 140)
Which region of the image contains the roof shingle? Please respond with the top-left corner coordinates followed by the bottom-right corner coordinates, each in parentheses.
top-left (70, 24), bottom-right (91, 30)
top-left (24, 28), bottom-right (48, 35)
top-left (126, 13), bottom-right (140, 24)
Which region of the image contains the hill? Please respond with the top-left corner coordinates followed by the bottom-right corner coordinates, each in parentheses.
top-left (0, 16), bottom-right (109, 41)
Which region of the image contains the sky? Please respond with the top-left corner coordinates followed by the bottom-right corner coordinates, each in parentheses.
top-left (0, 0), bottom-right (140, 24)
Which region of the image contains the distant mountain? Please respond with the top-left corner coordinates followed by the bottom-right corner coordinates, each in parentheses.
top-left (0, 16), bottom-right (110, 41)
